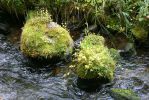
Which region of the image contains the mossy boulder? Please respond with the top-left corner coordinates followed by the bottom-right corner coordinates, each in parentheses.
top-left (74, 34), bottom-right (118, 80)
top-left (20, 11), bottom-right (74, 60)
top-left (110, 88), bottom-right (140, 100)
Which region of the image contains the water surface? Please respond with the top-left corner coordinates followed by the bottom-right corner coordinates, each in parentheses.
top-left (0, 11), bottom-right (149, 99)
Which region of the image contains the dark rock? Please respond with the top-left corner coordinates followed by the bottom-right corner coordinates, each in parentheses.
top-left (0, 23), bottom-right (10, 34)
top-left (119, 43), bottom-right (136, 57)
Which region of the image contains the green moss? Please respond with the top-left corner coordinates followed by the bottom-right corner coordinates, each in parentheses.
top-left (80, 34), bottom-right (105, 49)
top-left (110, 88), bottom-right (140, 100)
top-left (106, 16), bottom-right (121, 31)
top-left (75, 34), bottom-right (117, 80)
top-left (20, 10), bottom-right (74, 59)
top-left (131, 25), bottom-right (148, 41)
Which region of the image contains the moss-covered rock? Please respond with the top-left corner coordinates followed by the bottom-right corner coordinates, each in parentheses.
top-left (74, 34), bottom-right (117, 80)
top-left (110, 88), bottom-right (140, 100)
top-left (20, 10), bottom-right (74, 60)
top-left (131, 25), bottom-right (148, 41)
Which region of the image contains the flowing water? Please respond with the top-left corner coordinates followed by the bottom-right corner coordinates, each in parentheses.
top-left (0, 11), bottom-right (149, 100)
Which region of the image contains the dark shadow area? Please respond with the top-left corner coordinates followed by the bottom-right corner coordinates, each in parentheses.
top-left (0, 9), bottom-right (25, 35)
top-left (77, 77), bottom-right (110, 92)
top-left (23, 58), bottom-right (63, 76)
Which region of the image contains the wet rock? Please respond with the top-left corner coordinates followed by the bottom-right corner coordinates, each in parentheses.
top-left (0, 34), bottom-right (6, 40)
top-left (110, 88), bottom-right (140, 100)
top-left (0, 11), bottom-right (10, 34)
top-left (0, 23), bottom-right (10, 34)
top-left (119, 43), bottom-right (136, 57)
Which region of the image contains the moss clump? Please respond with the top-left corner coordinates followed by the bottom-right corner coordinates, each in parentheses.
top-left (74, 34), bottom-right (117, 80)
top-left (80, 34), bottom-right (105, 49)
top-left (110, 88), bottom-right (140, 100)
top-left (20, 10), bottom-right (74, 60)
top-left (131, 25), bottom-right (148, 41)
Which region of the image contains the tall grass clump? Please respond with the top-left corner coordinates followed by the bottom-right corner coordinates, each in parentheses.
top-left (0, 0), bottom-right (27, 15)
top-left (0, 0), bottom-right (148, 41)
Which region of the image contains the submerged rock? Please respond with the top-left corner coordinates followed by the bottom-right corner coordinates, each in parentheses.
top-left (74, 34), bottom-right (118, 80)
top-left (20, 11), bottom-right (74, 60)
top-left (110, 88), bottom-right (140, 100)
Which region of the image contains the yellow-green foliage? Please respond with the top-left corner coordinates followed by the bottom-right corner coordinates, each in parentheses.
top-left (75, 34), bottom-right (117, 80)
top-left (20, 10), bottom-right (74, 59)
top-left (80, 34), bottom-right (105, 49)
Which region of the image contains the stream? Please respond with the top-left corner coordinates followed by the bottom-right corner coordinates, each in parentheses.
top-left (0, 11), bottom-right (149, 100)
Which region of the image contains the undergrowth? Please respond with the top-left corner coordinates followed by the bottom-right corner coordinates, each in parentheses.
top-left (0, 0), bottom-right (148, 41)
